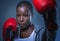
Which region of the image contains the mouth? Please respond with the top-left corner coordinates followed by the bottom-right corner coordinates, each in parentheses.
top-left (19, 23), bottom-right (25, 27)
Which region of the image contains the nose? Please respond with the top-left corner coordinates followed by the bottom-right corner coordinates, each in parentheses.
top-left (20, 16), bottom-right (24, 22)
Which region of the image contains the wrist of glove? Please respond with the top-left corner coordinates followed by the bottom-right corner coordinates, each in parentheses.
top-left (43, 7), bottom-right (58, 31)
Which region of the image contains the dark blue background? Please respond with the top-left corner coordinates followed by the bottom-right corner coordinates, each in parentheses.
top-left (0, 0), bottom-right (60, 41)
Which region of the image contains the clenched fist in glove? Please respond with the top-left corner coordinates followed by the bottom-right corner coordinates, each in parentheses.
top-left (3, 18), bottom-right (17, 41)
top-left (33, 0), bottom-right (58, 41)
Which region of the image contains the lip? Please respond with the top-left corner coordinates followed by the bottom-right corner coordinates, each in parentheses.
top-left (19, 23), bottom-right (25, 26)
top-left (18, 22), bottom-right (25, 26)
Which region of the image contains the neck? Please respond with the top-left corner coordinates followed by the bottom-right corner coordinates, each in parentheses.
top-left (20, 24), bottom-right (34, 38)
top-left (20, 23), bottom-right (34, 32)
top-left (20, 23), bottom-right (31, 32)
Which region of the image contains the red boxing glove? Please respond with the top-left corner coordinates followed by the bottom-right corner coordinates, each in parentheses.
top-left (3, 18), bottom-right (17, 41)
top-left (33, 0), bottom-right (56, 14)
top-left (33, 0), bottom-right (58, 30)
top-left (47, 19), bottom-right (58, 30)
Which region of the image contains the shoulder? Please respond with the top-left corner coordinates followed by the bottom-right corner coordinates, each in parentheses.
top-left (34, 25), bottom-right (45, 33)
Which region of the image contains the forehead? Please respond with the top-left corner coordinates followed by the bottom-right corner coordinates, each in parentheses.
top-left (16, 6), bottom-right (29, 12)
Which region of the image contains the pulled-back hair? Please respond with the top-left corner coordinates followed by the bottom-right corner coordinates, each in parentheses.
top-left (16, 1), bottom-right (33, 15)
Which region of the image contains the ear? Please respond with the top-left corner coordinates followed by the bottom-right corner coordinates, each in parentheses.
top-left (28, 10), bottom-right (33, 24)
top-left (30, 15), bottom-right (32, 22)
top-left (30, 15), bottom-right (33, 25)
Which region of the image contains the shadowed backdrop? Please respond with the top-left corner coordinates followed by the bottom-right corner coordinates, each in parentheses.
top-left (0, 0), bottom-right (60, 41)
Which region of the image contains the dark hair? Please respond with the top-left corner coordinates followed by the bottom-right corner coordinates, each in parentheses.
top-left (16, 1), bottom-right (33, 15)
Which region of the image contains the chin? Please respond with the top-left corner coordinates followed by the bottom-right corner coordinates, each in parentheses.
top-left (20, 25), bottom-right (25, 28)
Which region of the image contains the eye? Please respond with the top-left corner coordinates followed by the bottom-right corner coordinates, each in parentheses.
top-left (24, 14), bottom-right (29, 16)
top-left (16, 14), bottom-right (21, 17)
top-left (23, 13), bottom-right (29, 16)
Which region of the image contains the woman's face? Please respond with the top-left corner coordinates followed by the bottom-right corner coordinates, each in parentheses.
top-left (16, 6), bottom-right (30, 29)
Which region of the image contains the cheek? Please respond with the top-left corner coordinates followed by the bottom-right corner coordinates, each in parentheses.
top-left (16, 17), bottom-right (20, 21)
top-left (24, 17), bottom-right (30, 23)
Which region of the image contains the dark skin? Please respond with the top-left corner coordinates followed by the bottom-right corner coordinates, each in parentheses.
top-left (16, 6), bottom-right (34, 38)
